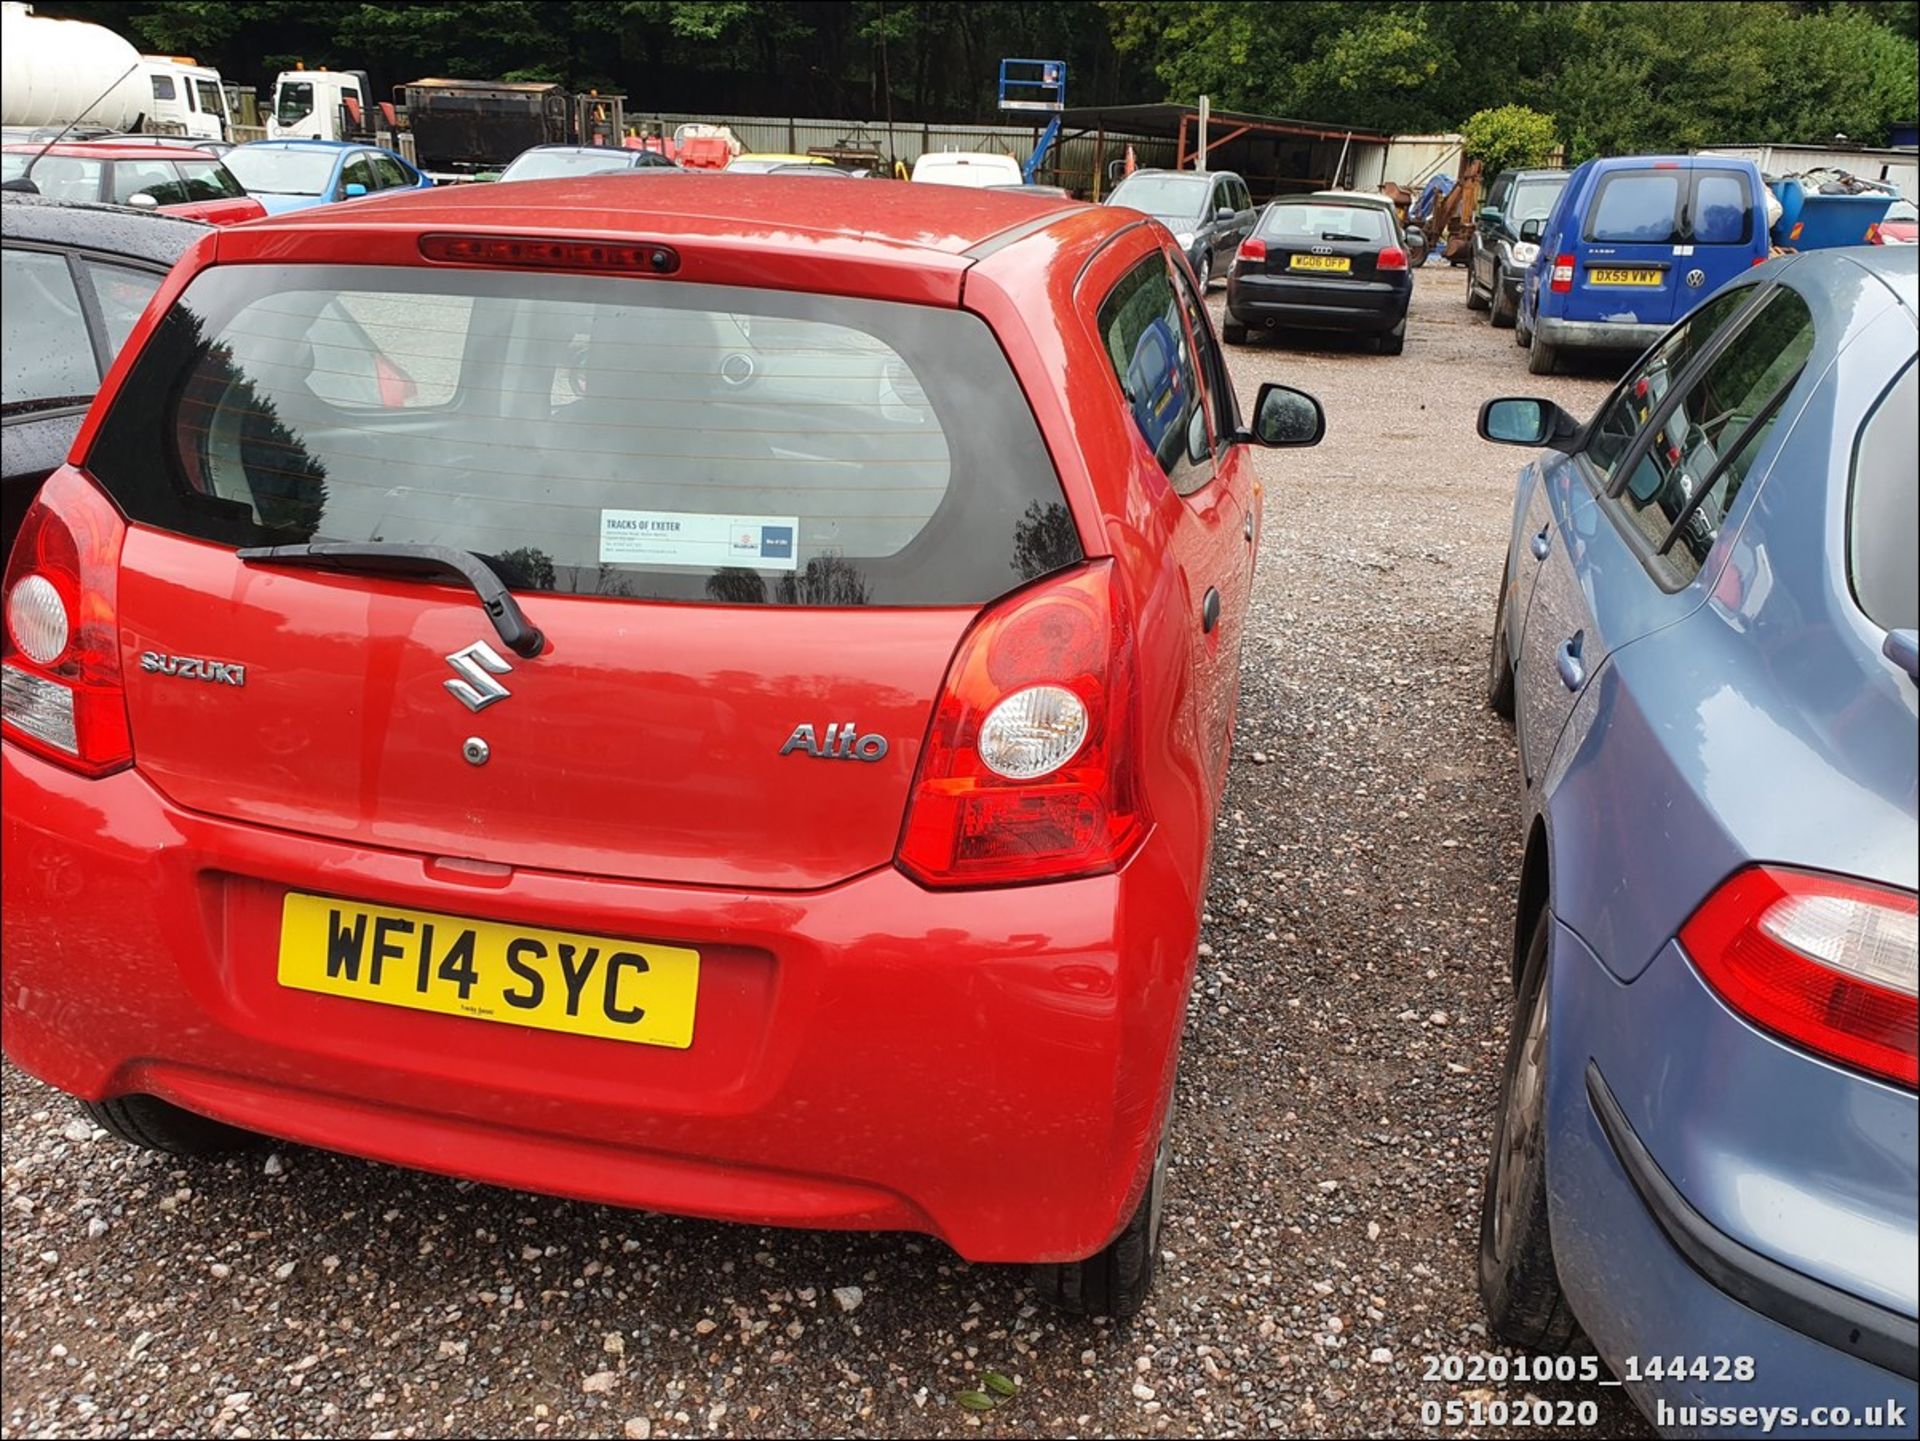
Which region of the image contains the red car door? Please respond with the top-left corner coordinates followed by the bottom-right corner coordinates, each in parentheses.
top-left (1086, 246), bottom-right (1244, 805)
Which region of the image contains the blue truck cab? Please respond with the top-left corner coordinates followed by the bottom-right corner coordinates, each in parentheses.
top-left (1518, 155), bottom-right (1769, 374)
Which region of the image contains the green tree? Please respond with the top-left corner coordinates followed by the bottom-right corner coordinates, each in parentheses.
top-left (1462, 104), bottom-right (1559, 180)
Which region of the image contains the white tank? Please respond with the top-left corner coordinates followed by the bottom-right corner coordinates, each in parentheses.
top-left (2, 1), bottom-right (151, 132)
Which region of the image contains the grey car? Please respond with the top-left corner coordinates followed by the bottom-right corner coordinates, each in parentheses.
top-left (1466, 167), bottom-right (1566, 329)
top-left (1105, 168), bottom-right (1255, 290)
top-left (2, 191), bottom-right (204, 555)
top-left (1475, 246), bottom-right (1916, 1430)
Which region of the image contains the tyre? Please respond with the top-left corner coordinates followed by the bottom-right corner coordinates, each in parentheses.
top-left (1194, 250), bottom-right (1212, 290)
top-left (1488, 568), bottom-right (1516, 721)
top-left (1489, 270), bottom-right (1518, 328)
top-left (82, 1095), bottom-right (261, 1157)
top-left (1527, 336), bottom-right (1559, 375)
top-left (1466, 262), bottom-right (1491, 312)
top-left (1032, 1112), bottom-right (1170, 1318)
top-left (1516, 306), bottom-right (1533, 348)
top-left (1477, 907), bottom-right (1579, 1351)
top-left (1222, 318), bottom-right (1248, 345)
top-left (1377, 317), bottom-right (1406, 356)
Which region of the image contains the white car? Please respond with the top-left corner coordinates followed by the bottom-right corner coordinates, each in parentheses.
top-left (911, 151), bottom-right (1023, 189)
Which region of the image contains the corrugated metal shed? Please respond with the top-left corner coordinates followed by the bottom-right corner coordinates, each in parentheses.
top-left (1697, 144), bottom-right (1917, 200)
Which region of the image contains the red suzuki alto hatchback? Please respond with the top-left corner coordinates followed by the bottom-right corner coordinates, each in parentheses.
top-left (0, 177), bottom-right (1321, 1315)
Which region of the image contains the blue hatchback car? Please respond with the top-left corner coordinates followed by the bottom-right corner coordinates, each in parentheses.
top-left (1518, 155), bottom-right (1770, 376)
top-left (1478, 247), bottom-right (1916, 1434)
top-left (222, 139), bottom-right (432, 216)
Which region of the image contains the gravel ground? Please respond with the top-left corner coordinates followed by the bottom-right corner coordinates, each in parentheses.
top-left (2, 267), bottom-right (1651, 1440)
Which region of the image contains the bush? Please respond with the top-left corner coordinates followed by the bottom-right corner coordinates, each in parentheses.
top-left (1461, 105), bottom-right (1559, 180)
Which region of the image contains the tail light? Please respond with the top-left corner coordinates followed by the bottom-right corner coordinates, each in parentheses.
top-left (1376, 246), bottom-right (1408, 271)
top-left (1550, 254), bottom-right (1576, 293)
top-left (897, 561), bottom-right (1149, 888)
top-left (1235, 237), bottom-right (1267, 266)
top-left (1681, 866), bottom-right (1917, 1088)
top-left (1, 467), bottom-right (133, 777)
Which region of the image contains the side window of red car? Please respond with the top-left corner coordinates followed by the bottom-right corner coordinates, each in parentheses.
top-left (1096, 254), bottom-right (1212, 496)
top-left (1168, 257), bottom-right (1237, 454)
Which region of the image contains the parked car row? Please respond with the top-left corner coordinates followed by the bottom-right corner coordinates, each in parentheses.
top-left (1, 141), bottom-right (1912, 1439)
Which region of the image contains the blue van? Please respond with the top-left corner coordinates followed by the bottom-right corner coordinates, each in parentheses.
top-left (1516, 155), bottom-right (1769, 374)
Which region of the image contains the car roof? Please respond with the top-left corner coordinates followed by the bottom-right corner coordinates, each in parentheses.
top-left (1311, 190), bottom-right (1394, 205)
top-left (1116, 168), bottom-right (1210, 181)
top-left (521, 145), bottom-right (638, 156)
top-left (206, 173), bottom-right (1121, 308)
top-left (239, 172), bottom-right (1086, 256)
top-left (4, 143), bottom-right (220, 160)
top-left (1, 190), bottom-right (208, 264)
top-left (235, 139), bottom-right (357, 151)
top-left (1819, 244), bottom-right (1918, 315)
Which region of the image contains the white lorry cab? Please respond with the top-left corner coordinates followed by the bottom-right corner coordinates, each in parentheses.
top-left (140, 55), bottom-right (230, 139)
top-left (267, 68), bottom-right (373, 142)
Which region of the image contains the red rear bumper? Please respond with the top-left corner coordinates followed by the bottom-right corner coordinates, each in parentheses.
top-left (1, 743), bottom-right (1194, 1262)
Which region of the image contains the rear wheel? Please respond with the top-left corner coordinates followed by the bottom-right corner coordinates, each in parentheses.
top-left (1477, 907), bottom-right (1578, 1350)
top-left (1032, 1112), bottom-right (1170, 1318)
top-left (1377, 317), bottom-right (1407, 356)
top-left (82, 1095), bottom-right (261, 1157)
top-left (1527, 335), bottom-right (1559, 375)
top-left (1466, 261), bottom-right (1491, 312)
top-left (1488, 569), bottom-right (1516, 721)
top-left (1222, 318), bottom-right (1249, 345)
top-left (1489, 269), bottom-right (1518, 328)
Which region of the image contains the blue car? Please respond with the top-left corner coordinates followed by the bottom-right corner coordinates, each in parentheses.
top-left (222, 139), bottom-right (431, 216)
top-left (1517, 155), bottom-right (1771, 375)
top-left (1479, 247), bottom-right (1916, 1434)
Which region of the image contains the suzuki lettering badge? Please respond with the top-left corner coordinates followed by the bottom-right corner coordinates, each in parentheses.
top-left (444, 640), bottom-right (513, 713)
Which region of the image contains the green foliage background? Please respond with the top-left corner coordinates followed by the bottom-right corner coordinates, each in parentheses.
top-left (35, 1), bottom-right (1920, 149)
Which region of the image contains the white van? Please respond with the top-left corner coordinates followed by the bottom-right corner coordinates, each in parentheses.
top-left (911, 151), bottom-right (1023, 189)
top-left (141, 56), bottom-right (230, 140)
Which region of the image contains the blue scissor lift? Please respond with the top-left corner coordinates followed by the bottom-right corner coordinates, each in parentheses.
top-left (998, 59), bottom-right (1067, 184)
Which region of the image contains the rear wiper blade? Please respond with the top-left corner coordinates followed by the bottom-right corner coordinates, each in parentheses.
top-left (1320, 232), bottom-right (1371, 242)
top-left (236, 542), bottom-right (546, 658)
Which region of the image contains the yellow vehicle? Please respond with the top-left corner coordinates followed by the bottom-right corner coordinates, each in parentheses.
top-left (725, 152), bottom-right (836, 174)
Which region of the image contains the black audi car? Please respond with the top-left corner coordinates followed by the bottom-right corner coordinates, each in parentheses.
top-left (2, 191), bottom-right (204, 555)
top-left (1224, 195), bottom-right (1415, 355)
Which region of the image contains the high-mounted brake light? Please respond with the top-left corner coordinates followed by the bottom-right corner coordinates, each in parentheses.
top-left (1550, 254), bottom-right (1576, 293)
top-left (1, 467), bottom-right (132, 777)
top-left (1236, 237), bottom-right (1267, 265)
top-left (1376, 246), bottom-right (1408, 271)
top-left (418, 233), bottom-right (680, 274)
top-left (896, 561), bottom-right (1149, 888)
top-left (1681, 866), bottom-right (1918, 1089)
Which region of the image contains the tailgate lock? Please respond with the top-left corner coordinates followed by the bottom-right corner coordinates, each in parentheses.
top-left (462, 736), bottom-right (491, 766)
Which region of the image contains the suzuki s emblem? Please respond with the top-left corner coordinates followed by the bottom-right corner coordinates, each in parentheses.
top-left (781, 722), bottom-right (888, 762)
top-left (1685, 268), bottom-right (1706, 288)
top-left (444, 640), bottom-right (513, 713)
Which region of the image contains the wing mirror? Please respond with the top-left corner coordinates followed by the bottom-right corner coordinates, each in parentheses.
top-left (1479, 397), bottom-right (1581, 448)
top-left (126, 192), bottom-right (160, 209)
top-left (1245, 383), bottom-right (1325, 448)
top-left (343, 181), bottom-right (368, 198)
top-left (1884, 630), bottom-right (1920, 684)
top-left (1478, 205), bottom-right (1501, 223)
top-left (1519, 217), bottom-right (1544, 243)
top-left (1215, 205), bottom-right (1236, 222)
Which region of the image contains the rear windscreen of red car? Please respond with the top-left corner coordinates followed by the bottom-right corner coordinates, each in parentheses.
top-left (85, 265), bottom-right (1082, 605)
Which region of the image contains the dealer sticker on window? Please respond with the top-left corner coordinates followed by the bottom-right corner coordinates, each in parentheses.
top-left (598, 510), bottom-right (800, 571)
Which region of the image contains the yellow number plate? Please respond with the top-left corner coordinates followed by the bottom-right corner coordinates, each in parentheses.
top-left (277, 892), bottom-right (699, 1048)
top-left (1588, 267), bottom-right (1663, 286)
top-left (1289, 254), bottom-right (1351, 273)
